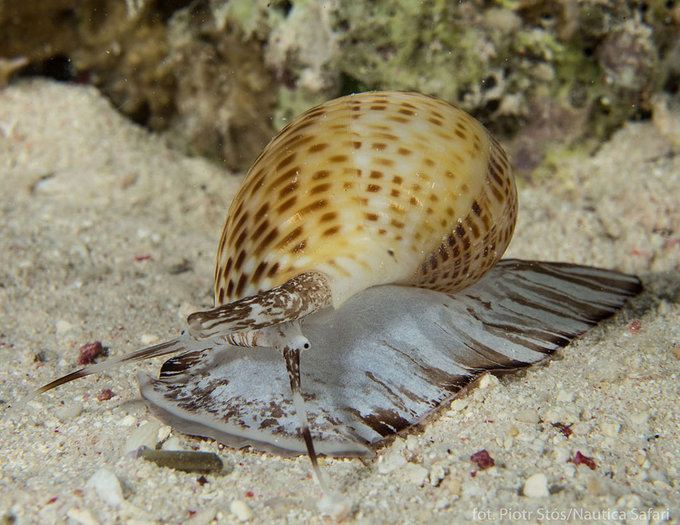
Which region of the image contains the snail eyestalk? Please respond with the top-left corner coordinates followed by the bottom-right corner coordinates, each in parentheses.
top-left (221, 320), bottom-right (327, 490)
top-left (282, 346), bottom-right (329, 493)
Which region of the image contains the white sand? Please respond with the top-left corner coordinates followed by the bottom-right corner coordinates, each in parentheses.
top-left (1, 80), bottom-right (678, 524)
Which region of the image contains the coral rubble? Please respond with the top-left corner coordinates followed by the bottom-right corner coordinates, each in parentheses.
top-left (1, 0), bottom-right (678, 173)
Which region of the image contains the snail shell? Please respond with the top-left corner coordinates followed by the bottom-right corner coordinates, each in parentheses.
top-left (188, 91), bottom-right (517, 337)
top-left (218, 91), bottom-right (515, 302)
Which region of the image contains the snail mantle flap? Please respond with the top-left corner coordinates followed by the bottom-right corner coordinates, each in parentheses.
top-left (138, 259), bottom-right (640, 457)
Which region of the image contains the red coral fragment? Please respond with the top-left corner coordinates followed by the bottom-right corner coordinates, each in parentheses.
top-left (627, 319), bottom-right (641, 334)
top-left (77, 341), bottom-right (103, 365)
top-left (470, 449), bottom-right (495, 470)
top-left (134, 254), bottom-right (152, 262)
top-left (572, 450), bottom-right (596, 470)
top-left (96, 389), bottom-right (115, 401)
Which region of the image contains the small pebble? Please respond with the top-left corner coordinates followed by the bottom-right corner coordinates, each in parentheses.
top-left (651, 93), bottom-right (680, 150)
top-left (157, 425), bottom-right (172, 442)
top-left (66, 507), bottom-right (98, 525)
top-left (429, 463), bottom-right (449, 487)
top-left (86, 468), bottom-right (124, 507)
top-left (317, 491), bottom-right (351, 521)
top-left (56, 319), bottom-right (73, 337)
top-left (629, 412), bottom-right (649, 426)
top-left (506, 424), bottom-right (519, 437)
top-left (119, 415), bottom-right (137, 427)
top-left (405, 435), bottom-right (420, 451)
top-left (552, 443), bottom-right (571, 463)
top-left (484, 7), bottom-right (522, 34)
top-left (470, 449), bottom-right (495, 470)
top-left (600, 421), bottom-right (621, 437)
top-left (447, 478), bottom-right (462, 496)
top-left (138, 448), bottom-right (225, 474)
top-left (572, 451), bottom-right (597, 470)
top-left (161, 436), bottom-right (183, 450)
top-left (403, 463), bottom-right (429, 486)
top-left (587, 356), bottom-right (623, 382)
top-left (585, 475), bottom-right (606, 496)
top-left (477, 373), bottom-right (500, 389)
top-left (96, 389), bottom-right (115, 402)
top-left (544, 407), bottom-right (578, 425)
top-left (523, 473), bottom-right (549, 498)
top-left (435, 498), bottom-right (451, 511)
top-left (55, 402), bottom-right (83, 420)
top-left (514, 408), bottom-right (540, 424)
top-left (556, 390), bottom-right (574, 403)
top-left (168, 259), bottom-right (193, 275)
top-left (562, 464), bottom-right (576, 478)
top-left (656, 299), bottom-right (671, 315)
top-left (626, 319), bottom-right (642, 334)
top-left (140, 333), bottom-right (160, 345)
top-left (186, 508), bottom-right (218, 524)
top-left (447, 398), bottom-right (467, 413)
top-left (77, 341), bottom-right (104, 365)
top-left (378, 451), bottom-right (407, 474)
top-left (617, 493), bottom-right (643, 509)
top-left (499, 434), bottom-right (514, 451)
top-left (123, 421), bottom-right (162, 454)
top-left (230, 500), bottom-right (253, 522)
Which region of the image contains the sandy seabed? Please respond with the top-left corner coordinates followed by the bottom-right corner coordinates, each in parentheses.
top-left (1, 80), bottom-right (679, 524)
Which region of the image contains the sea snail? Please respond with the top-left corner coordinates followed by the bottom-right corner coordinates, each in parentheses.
top-left (34, 92), bottom-right (640, 490)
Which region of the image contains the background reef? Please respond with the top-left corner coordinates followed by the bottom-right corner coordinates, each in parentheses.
top-left (1, 0), bottom-right (679, 173)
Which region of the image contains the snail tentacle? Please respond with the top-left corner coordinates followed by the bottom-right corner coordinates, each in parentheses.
top-left (34, 336), bottom-right (193, 394)
top-left (282, 345), bottom-right (328, 492)
top-left (224, 319), bottom-right (312, 352)
top-left (227, 320), bottom-right (322, 485)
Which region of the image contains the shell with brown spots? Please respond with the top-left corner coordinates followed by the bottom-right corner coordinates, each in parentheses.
top-left (212, 91), bottom-right (517, 316)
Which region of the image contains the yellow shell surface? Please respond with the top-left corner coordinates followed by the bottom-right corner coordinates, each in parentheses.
top-left (214, 91), bottom-right (516, 308)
